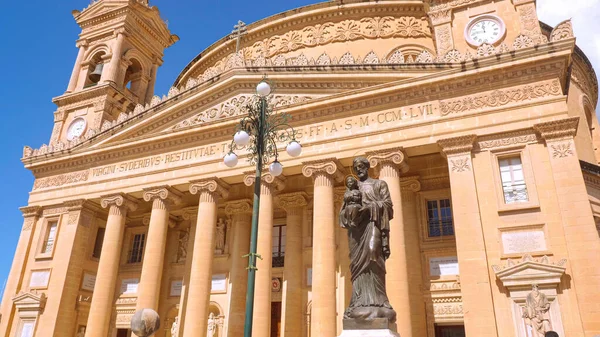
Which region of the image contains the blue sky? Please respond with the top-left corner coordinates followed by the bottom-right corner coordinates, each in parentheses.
top-left (0, 0), bottom-right (597, 290)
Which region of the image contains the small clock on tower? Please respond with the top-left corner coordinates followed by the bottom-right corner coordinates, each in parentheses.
top-left (66, 117), bottom-right (87, 141)
top-left (465, 14), bottom-right (506, 47)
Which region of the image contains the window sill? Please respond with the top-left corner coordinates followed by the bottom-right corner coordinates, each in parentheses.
top-left (497, 201), bottom-right (540, 214)
top-left (35, 252), bottom-right (54, 261)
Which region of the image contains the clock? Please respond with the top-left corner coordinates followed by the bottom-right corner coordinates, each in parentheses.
top-left (465, 14), bottom-right (506, 46)
top-left (67, 117), bottom-right (87, 141)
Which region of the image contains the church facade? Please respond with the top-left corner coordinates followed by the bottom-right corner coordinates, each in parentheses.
top-left (2, 0), bottom-right (600, 337)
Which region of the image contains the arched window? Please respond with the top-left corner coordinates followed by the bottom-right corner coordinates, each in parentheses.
top-left (84, 51), bottom-right (106, 88)
top-left (123, 58), bottom-right (144, 99)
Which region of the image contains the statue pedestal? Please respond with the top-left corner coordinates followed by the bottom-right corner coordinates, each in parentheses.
top-left (339, 318), bottom-right (400, 337)
top-left (339, 329), bottom-right (400, 337)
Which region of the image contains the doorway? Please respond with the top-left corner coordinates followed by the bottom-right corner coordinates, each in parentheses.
top-left (116, 329), bottom-right (131, 337)
top-left (435, 325), bottom-right (465, 337)
top-left (271, 301), bottom-right (282, 337)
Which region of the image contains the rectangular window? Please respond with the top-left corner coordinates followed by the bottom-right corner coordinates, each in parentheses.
top-left (42, 221), bottom-right (58, 254)
top-left (272, 225), bottom-right (286, 268)
top-left (427, 199), bottom-right (454, 237)
top-left (499, 156), bottom-right (528, 204)
top-left (128, 234), bottom-right (145, 264)
top-left (92, 228), bottom-right (106, 259)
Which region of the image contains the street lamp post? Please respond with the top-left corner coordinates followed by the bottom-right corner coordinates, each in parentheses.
top-left (224, 78), bottom-right (301, 337)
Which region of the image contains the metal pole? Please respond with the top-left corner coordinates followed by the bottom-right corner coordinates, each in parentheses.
top-left (243, 96), bottom-right (266, 337)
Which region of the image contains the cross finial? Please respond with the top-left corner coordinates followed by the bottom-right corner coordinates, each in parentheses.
top-left (230, 20), bottom-right (247, 53)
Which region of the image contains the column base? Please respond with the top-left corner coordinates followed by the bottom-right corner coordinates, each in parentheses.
top-left (339, 329), bottom-right (400, 337)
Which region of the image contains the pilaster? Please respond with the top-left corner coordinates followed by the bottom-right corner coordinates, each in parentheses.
top-left (437, 135), bottom-right (499, 337)
top-left (534, 117), bottom-right (599, 336)
top-left (427, 9), bottom-right (454, 57)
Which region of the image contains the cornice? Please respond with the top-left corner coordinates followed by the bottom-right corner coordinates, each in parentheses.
top-left (20, 206), bottom-right (42, 218)
top-left (533, 117), bottom-right (579, 142)
top-left (24, 47), bottom-right (571, 175)
top-left (438, 135), bottom-right (477, 157)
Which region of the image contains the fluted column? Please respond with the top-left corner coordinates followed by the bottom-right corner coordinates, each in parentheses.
top-left (224, 200), bottom-right (253, 337)
top-left (85, 194), bottom-right (138, 337)
top-left (437, 135), bottom-right (498, 337)
top-left (367, 148), bottom-right (417, 337)
top-left (182, 179), bottom-right (229, 337)
top-left (277, 192), bottom-right (308, 337)
top-left (137, 186), bottom-right (183, 310)
top-left (0, 206), bottom-right (41, 336)
top-left (302, 159), bottom-right (346, 337)
top-left (175, 208), bottom-right (198, 337)
top-left (66, 40), bottom-right (88, 93)
top-left (244, 172), bottom-right (286, 337)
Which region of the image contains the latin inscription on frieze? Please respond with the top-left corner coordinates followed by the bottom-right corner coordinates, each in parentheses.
top-left (501, 229), bottom-right (547, 255)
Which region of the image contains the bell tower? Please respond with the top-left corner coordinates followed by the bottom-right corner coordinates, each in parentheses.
top-left (50, 0), bottom-right (178, 145)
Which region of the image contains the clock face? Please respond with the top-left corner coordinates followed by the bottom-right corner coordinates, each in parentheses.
top-left (67, 118), bottom-right (87, 141)
top-left (465, 15), bottom-right (506, 46)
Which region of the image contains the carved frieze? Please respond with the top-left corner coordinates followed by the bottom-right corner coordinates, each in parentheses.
top-left (550, 19), bottom-right (574, 42)
top-left (224, 199), bottom-right (253, 216)
top-left (477, 130), bottom-right (539, 151)
top-left (33, 170), bottom-right (90, 190)
top-left (276, 192), bottom-right (309, 211)
top-left (440, 80), bottom-right (562, 116)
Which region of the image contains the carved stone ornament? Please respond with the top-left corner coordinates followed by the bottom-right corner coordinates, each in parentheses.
top-left (100, 194), bottom-right (139, 213)
top-left (243, 172), bottom-right (286, 193)
top-left (12, 291), bottom-right (47, 316)
top-left (492, 254), bottom-right (567, 288)
top-left (477, 130), bottom-right (538, 151)
top-left (20, 206), bottom-right (41, 231)
top-left (224, 199), bottom-right (253, 216)
top-left (428, 0), bottom-right (483, 12)
top-left (437, 135), bottom-right (477, 157)
top-left (143, 185), bottom-right (184, 207)
top-left (400, 176), bottom-right (421, 193)
top-left (276, 192), bottom-right (309, 211)
top-left (189, 178), bottom-right (230, 200)
top-left (302, 158), bottom-right (347, 183)
top-left (33, 170), bottom-right (90, 190)
top-left (533, 117), bottom-right (579, 142)
top-left (366, 147), bottom-right (409, 174)
top-left (181, 207), bottom-right (199, 221)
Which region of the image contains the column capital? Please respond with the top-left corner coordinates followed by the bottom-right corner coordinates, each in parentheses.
top-left (19, 206), bottom-right (42, 218)
top-left (243, 172), bottom-right (286, 193)
top-left (63, 199), bottom-right (89, 211)
top-left (366, 147), bottom-right (409, 173)
top-left (224, 199), bottom-right (253, 216)
top-left (189, 178), bottom-right (230, 200)
top-left (75, 39), bottom-right (88, 48)
top-left (143, 185), bottom-right (184, 206)
top-left (534, 117), bottom-right (579, 142)
top-left (437, 134), bottom-right (478, 157)
top-left (302, 158), bottom-right (347, 183)
top-left (100, 193), bottom-right (139, 212)
top-left (276, 192), bottom-right (309, 211)
top-left (400, 176), bottom-right (422, 193)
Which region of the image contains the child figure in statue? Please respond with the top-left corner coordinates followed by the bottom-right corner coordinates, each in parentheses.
top-left (341, 176), bottom-right (362, 228)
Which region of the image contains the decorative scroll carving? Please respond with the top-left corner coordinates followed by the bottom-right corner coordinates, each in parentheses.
top-left (100, 194), bottom-right (139, 213)
top-left (477, 130), bottom-right (538, 151)
top-left (533, 117), bottom-right (579, 141)
top-left (243, 172), bottom-right (286, 193)
top-left (400, 176), bottom-right (421, 193)
top-left (440, 80), bottom-right (562, 116)
top-left (438, 135), bottom-right (477, 157)
top-left (302, 158), bottom-right (347, 183)
top-left (189, 178), bottom-right (230, 199)
top-left (33, 170), bottom-right (90, 190)
top-left (142, 186), bottom-right (183, 207)
top-left (428, 9), bottom-right (452, 26)
top-left (366, 147), bottom-right (409, 173)
top-left (224, 199), bottom-right (252, 216)
top-left (276, 192), bottom-right (309, 210)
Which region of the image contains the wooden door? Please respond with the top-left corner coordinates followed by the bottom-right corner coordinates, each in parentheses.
top-left (271, 302), bottom-right (282, 337)
top-left (435, 325), bottom-right (466, 337)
